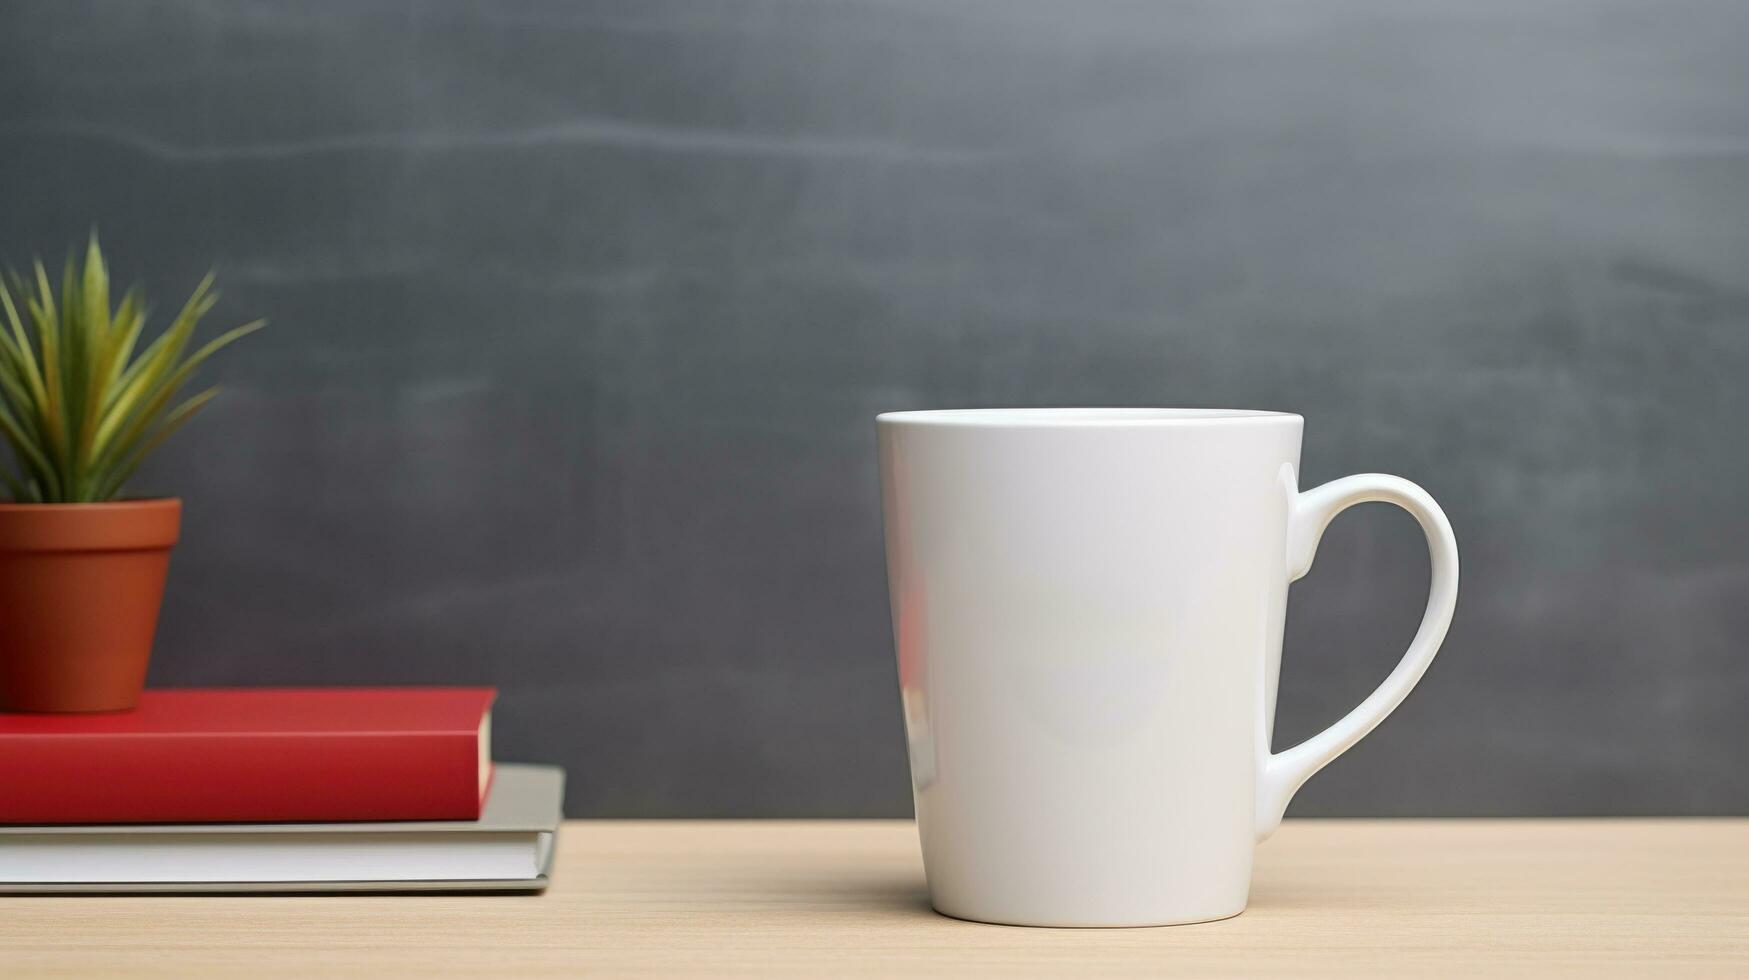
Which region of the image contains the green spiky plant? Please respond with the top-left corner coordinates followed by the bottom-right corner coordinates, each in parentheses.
top-left (0, 236), bottom-right (262, 503)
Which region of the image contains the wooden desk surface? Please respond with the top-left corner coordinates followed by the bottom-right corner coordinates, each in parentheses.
top-left (3, 819), bottom-right (1744, 977)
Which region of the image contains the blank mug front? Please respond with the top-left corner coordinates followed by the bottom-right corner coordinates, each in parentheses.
top-left (877, 409), bottom-right (1457, 927)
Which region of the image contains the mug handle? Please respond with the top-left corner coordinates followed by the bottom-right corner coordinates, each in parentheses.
top-left (1256, 473), bottom-right (1460, 841)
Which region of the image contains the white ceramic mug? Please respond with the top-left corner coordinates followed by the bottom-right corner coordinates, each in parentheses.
top-left (877, 408), bottom-right (1458, 927)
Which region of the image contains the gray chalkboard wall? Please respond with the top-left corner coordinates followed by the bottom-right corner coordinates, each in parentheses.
top-left (2, 0), bottom-right (1745, 817)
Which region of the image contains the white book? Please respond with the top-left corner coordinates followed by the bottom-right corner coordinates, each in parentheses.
top-left (0, 763), bottom-right (563, 893)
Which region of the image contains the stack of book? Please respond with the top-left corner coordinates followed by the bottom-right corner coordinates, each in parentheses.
top-left (0, 687), bottom-right (563, 893)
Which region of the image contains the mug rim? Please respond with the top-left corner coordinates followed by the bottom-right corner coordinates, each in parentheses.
top-left (876, 408), bottom-right (1302, 427)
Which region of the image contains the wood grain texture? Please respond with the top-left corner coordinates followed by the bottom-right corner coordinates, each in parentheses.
top-left (2, 819), bottom-right (1745, 977)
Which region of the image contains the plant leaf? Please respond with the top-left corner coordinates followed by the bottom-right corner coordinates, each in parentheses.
top-left (92, 386), bottom-right (221, 501)
top-left (91, 280), bottom-right (212, 457)
top-left (0, 397), bottom-right (61, 500)
top-left (75, 281), bottom-right (137, 498)
top-left (0, 465), bottom-right (26, 502)
top-left (90, 318), bottom-right (262, 477)
top-left (100, 286), bottom-right (146, 394)
top-left (105, 272), bottom-right (212, 413)
top-left (28, 262), bottom-right (67, 476)
top-left (0, 274), bottom-right (47, 417)
top-left (0, 346), bottom-right (44, 434)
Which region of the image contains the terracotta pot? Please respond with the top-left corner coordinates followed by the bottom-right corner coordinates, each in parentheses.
top-left (0, 499), bottom-right (180, 712)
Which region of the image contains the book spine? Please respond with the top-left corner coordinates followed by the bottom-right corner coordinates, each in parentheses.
top-left (0, 730), bottom-right (482, 824)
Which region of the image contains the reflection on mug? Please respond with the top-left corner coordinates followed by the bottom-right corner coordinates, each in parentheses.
top-left (894, 589), bottom-right (935, 790)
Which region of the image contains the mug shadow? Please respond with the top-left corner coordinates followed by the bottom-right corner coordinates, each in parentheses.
top-left (788, 870), bottom-right (1354, 929)
top-left (790, 870), bottom-right (1384, 926)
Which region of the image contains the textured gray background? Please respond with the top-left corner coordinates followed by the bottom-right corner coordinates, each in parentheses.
top-left (1, 0), bottom-right (1745, 817)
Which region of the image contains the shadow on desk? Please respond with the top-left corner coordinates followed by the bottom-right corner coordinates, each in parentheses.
top-left (756, 866), bottom-right (1380, 927)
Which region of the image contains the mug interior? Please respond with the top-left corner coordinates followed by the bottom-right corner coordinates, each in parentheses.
top-left (877, 408), bottom-right (1299, 425)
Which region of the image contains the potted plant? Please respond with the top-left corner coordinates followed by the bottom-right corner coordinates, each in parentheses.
top-left (0, 236), bottom-right (261, 712)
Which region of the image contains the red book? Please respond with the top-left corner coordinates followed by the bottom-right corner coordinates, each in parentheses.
top-left (0, 688), bottom-right (495, 824)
